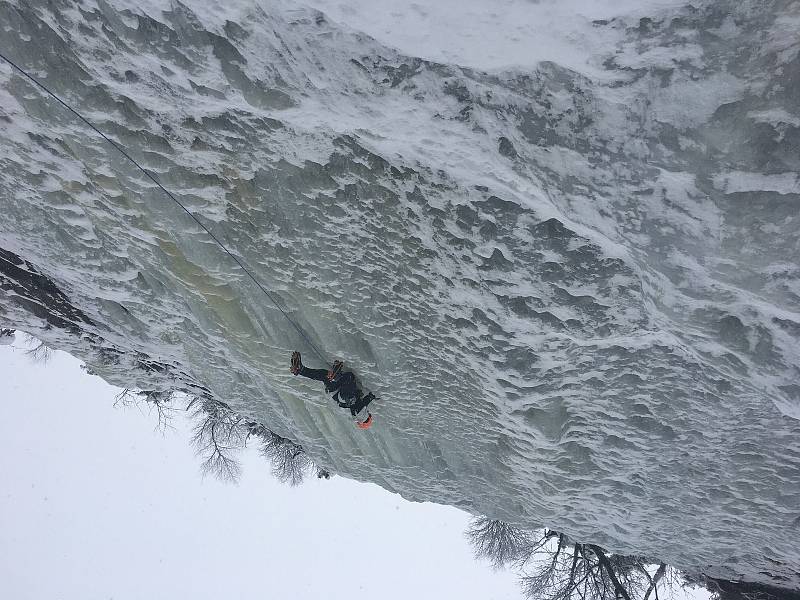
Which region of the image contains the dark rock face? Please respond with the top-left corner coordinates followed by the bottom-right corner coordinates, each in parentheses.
top-left (0, 248), bottom-right (93, 331)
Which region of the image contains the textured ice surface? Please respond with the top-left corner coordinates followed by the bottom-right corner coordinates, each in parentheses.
top-left (1, 0), bottom-right (799, 586)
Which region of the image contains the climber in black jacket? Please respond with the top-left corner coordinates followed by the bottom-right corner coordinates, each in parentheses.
top-left (290, 351), bottom-right (375, 429)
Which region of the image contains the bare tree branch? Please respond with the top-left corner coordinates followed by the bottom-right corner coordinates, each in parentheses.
top-left (190, 400), bottom-right (247, 483)
top-left (260, 432), bottom-right (312, 486)
top-left (466, 517), bottom-right (535, 569)
top-left (588, 545), bottom-right (632, 600)
top-left (25, 340), bottom-right (53, 363)
top-left (644, 563), bottom-right (668, 600)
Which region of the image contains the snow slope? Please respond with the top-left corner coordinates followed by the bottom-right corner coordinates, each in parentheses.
top-left (1, 0), bottom-right (799, 587)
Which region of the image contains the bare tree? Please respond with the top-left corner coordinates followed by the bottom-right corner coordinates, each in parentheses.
top-left (260, 431), bottom-right (313, 486)
top-left (113, 388), bottom-right (329, 487)
top-left (190, 399), bottom-right (248, 483)
top-left (467, 519), bottom-right (685, 600)
top-left (114, 388), bottom-right (177, 432)
top-left (525, 539), bottom-right (679, 600)
top-left (466, 517), bottom-right (537, 569)
top-left (113, 388), bottom-right (140, 408)
top-left (518, 532), bottom-right (586, 600)
top-left (25, 339), bottom-right (53, 363)
top-left (243, 420), bottom-right (324, 486)
top-left (141, 390), bottom-right (177, 432)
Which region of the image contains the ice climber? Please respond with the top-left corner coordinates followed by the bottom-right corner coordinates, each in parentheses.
top-left (290, 351), bottom-right (375, 429)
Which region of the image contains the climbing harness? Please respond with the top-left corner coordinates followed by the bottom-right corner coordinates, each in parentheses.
top-left (0, 50), bottom-right (329, 365)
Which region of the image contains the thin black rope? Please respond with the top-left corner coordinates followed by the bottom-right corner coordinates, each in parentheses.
top-left (0, 50), bottom-right (329, 365)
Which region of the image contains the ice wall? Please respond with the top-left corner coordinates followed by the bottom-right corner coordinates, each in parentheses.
top-left (1, 0), bottom-right (799, 586)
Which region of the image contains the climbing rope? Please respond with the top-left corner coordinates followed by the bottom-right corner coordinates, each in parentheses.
top-left (0, 50), bottom-right (329, 365)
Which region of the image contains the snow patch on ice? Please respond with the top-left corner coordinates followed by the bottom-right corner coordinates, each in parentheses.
top-left (713, 171), bottom-right (800, 195)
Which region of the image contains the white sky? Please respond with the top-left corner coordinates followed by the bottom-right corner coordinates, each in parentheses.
top-left (1, 341), bottom-right (520, 600)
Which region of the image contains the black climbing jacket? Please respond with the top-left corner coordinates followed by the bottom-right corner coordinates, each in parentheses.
top-left (326, 371), bottom-right (359, 406)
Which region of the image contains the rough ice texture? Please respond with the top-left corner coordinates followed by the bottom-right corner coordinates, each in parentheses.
top-left (1, 0), bottom-right (799, 588)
